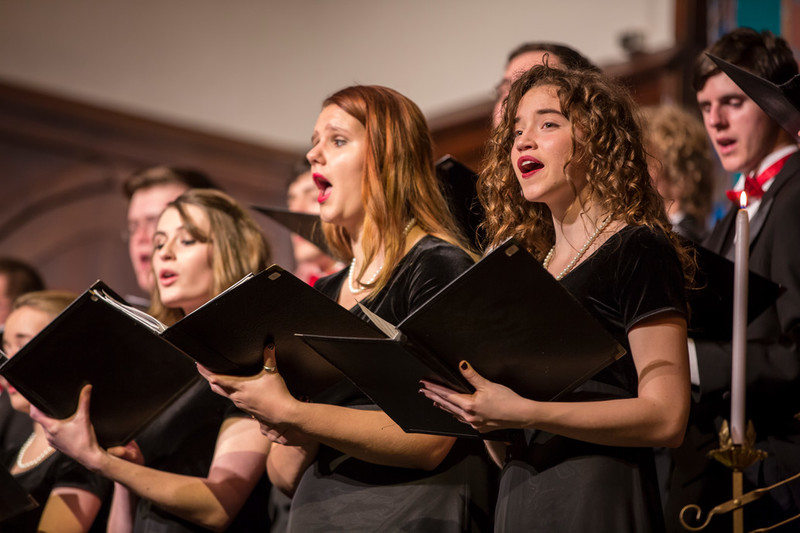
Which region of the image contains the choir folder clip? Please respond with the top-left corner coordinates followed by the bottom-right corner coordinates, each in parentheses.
top-left (298, 239), bottom-right (627, 439)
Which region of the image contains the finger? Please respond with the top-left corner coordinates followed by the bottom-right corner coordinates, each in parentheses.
top-left (263, 344), bottom-right (278, 373)
top-left (458, 360), bottom-right (491, 388)
top-left (107, 446), bottom-right (129, 459)
top-left (419, 379), bottom-right (461, 397)
top-left (420, 388), bottom-right (467, 418)
top-left (76, 384), bottom-right (93, 419)
top-left (29, 404), bottom-right (48, 426)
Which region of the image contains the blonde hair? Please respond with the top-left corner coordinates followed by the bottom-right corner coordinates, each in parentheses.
top-left (149, 189), bottom-right (270, 324)
top-left (12, 290), bottom-right (77, 318)
top-left (319, 85), bottom-right (473, 295)
top-left (641, 105), bottom-right (714, 222)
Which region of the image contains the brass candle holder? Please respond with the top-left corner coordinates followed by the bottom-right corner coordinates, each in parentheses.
top-left (679, 420), bottom-right (800, 533)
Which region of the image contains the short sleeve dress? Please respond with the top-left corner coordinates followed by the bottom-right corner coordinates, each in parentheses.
top-left (494, 225), bottom-right (687, 533)
top-left (287, 236), bottom-right (497, 533)
top-left (1, 447), bottom-right (110, 532)
top-left (131, 378), bottom-right (271, 533)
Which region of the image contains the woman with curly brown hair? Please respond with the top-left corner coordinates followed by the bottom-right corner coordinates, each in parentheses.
top-left (421, 65), bottom-right (692, 532)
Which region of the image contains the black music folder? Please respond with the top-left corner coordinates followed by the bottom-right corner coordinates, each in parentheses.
top-left (162, 265), bottom-right (386, 398)
top-left (435, 155), bottom-right (485, 247)
top-left (0, 268), bottom-right (388, 447)
top-left (251, 206), bottom-right (331, 254)
top-left (0, 466), bottom-right (37, 523)
top-left (0, 282), bottom-right (200, 448)
top-left (688, 245), bottom-right (784, 340)
top-left (298, 239), bottom-right (627, 439)
top-left (709, 54), bottom-right (800, 142)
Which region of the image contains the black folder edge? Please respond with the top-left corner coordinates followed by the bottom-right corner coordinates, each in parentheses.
top-left (297, 239), bottom-right (626, 439)
top-left (708, 54), bottom-right (800, 142)
top-left (435, 154), bottom-right (485, 247)
top-left (0, 466), bottom-right (38, 523)
top-left (250, 206), bottom-right (332, 255)
top-left (688, 245), bottom-right (785, 340)
top-left (0, 281), bottom-right (200, 448)
top-left (162, 265), bottom-right (388, 401)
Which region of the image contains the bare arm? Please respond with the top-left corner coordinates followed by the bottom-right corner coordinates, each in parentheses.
top-left (198, 358), bottom-right (456, 471)
top-left (106, 483), bottom-right (137, 533)
top-left (32, 386), bottom-right (270, 533)
top-left (423, 313), bottom-right (690, 448)
top-left (266, 441), bottom-right (318, 496)
top-left (38, 487), bottom-right (103, 533)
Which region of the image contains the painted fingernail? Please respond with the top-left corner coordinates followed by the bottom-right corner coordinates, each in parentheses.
top-left (460, 361), bottom-right (468, 370)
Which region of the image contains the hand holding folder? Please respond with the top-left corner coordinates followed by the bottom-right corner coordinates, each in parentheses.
top-left (0, 266), bottom-right (385, 447)
top-left (298, 239), bottom-right (627, 439)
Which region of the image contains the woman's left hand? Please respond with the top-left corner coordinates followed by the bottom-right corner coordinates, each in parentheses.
top-left (29, 384), bottom-right (109, 472)
top-left (419, 360), bottom-right (533, 433)
top-left (257, 421), bottom-right (315, 446)
top-left (197, 344), bottom-right (297, 426)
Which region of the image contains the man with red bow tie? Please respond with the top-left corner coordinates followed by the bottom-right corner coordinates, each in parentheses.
top-left (663, 28), bottom-right (800, 533)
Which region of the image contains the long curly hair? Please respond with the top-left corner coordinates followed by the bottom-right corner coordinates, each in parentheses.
top-left (479, 65), bottom-right (694, 282)
top-left (641, 105), bottom-right (715, 222)
top-left (319, 85), bottom-right (473, 295)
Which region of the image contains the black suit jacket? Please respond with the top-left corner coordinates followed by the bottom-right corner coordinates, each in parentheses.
top-left (665, 151), bottom-right (800, 532)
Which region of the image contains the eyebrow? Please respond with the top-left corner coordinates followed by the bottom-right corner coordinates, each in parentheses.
top-left (536, 108), bottom-right (564, 116)
top-left (152, 225), bottom-right (186, 238)
top-left (311, 124), bottom-right (349, 144)
top-left (515, 108), bottom-right (564, 123)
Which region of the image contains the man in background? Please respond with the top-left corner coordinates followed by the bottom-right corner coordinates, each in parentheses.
top-left (0, 257), bottom-right (44, 331)
top-left (665, 28), bottom-right (800, 532)
top-left (492, 42), bottom-right (598, 127)
top-left (122, 166), bottom-right (218, 296)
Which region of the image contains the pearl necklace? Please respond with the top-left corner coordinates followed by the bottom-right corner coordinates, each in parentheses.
top-left (543, 216), bottom-right (611, 280)
top-left (348, 218), bottom-right (416, 295)
top-left (16, 432), bottom-right (55, 470)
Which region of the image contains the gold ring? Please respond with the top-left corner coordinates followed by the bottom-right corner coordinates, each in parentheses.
top-left (263, 364), bottom-right (278, 374)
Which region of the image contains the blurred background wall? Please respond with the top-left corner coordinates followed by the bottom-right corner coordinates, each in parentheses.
top-left (0, 0), bottom-right (797, 298)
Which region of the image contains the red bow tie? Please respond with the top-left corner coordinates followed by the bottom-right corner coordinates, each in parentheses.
top-left (726, 154), bottom-right (791, 205)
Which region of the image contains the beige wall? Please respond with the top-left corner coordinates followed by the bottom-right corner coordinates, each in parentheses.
top-left (0, 0), bottom-right (674, 152)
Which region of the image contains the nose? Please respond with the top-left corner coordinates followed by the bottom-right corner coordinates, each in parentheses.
top-left (706, 104), bottom-right (726, 130)
top-left (307, 143), bottom-right (324, 167)
top-left (514, 129), bottom-right (536, 152)
top-left (155, 238), bottom-right (175, 261)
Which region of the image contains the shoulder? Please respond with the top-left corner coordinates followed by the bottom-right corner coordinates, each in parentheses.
top-left (406, 236), bottom-right (474, 270)
top-left (314, 268), bottom-right (347, 300)
top-left (613, 225), bottom-right (678, 259)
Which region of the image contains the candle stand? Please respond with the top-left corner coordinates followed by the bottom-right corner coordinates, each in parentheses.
top-left (679, 420), bottom-right (800, 533)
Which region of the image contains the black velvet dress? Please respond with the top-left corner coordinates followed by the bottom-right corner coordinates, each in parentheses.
top-left (131, 378), bottom-right (271, 533)
top-left (287, 236), bottom-right (496, 533)
top-left (1, 447), bottom-right (110, 532)
top-left (494, 226), bottom-right (687, 533)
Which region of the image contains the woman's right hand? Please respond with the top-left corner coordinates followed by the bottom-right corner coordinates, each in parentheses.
top-left (197, 344), bottom-right (300, 427)
top-left (30, 384), bottom-right (109, 472)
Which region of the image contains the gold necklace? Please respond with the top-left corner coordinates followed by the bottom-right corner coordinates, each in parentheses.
top-left (543, 216), bottom-right (611, 280)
